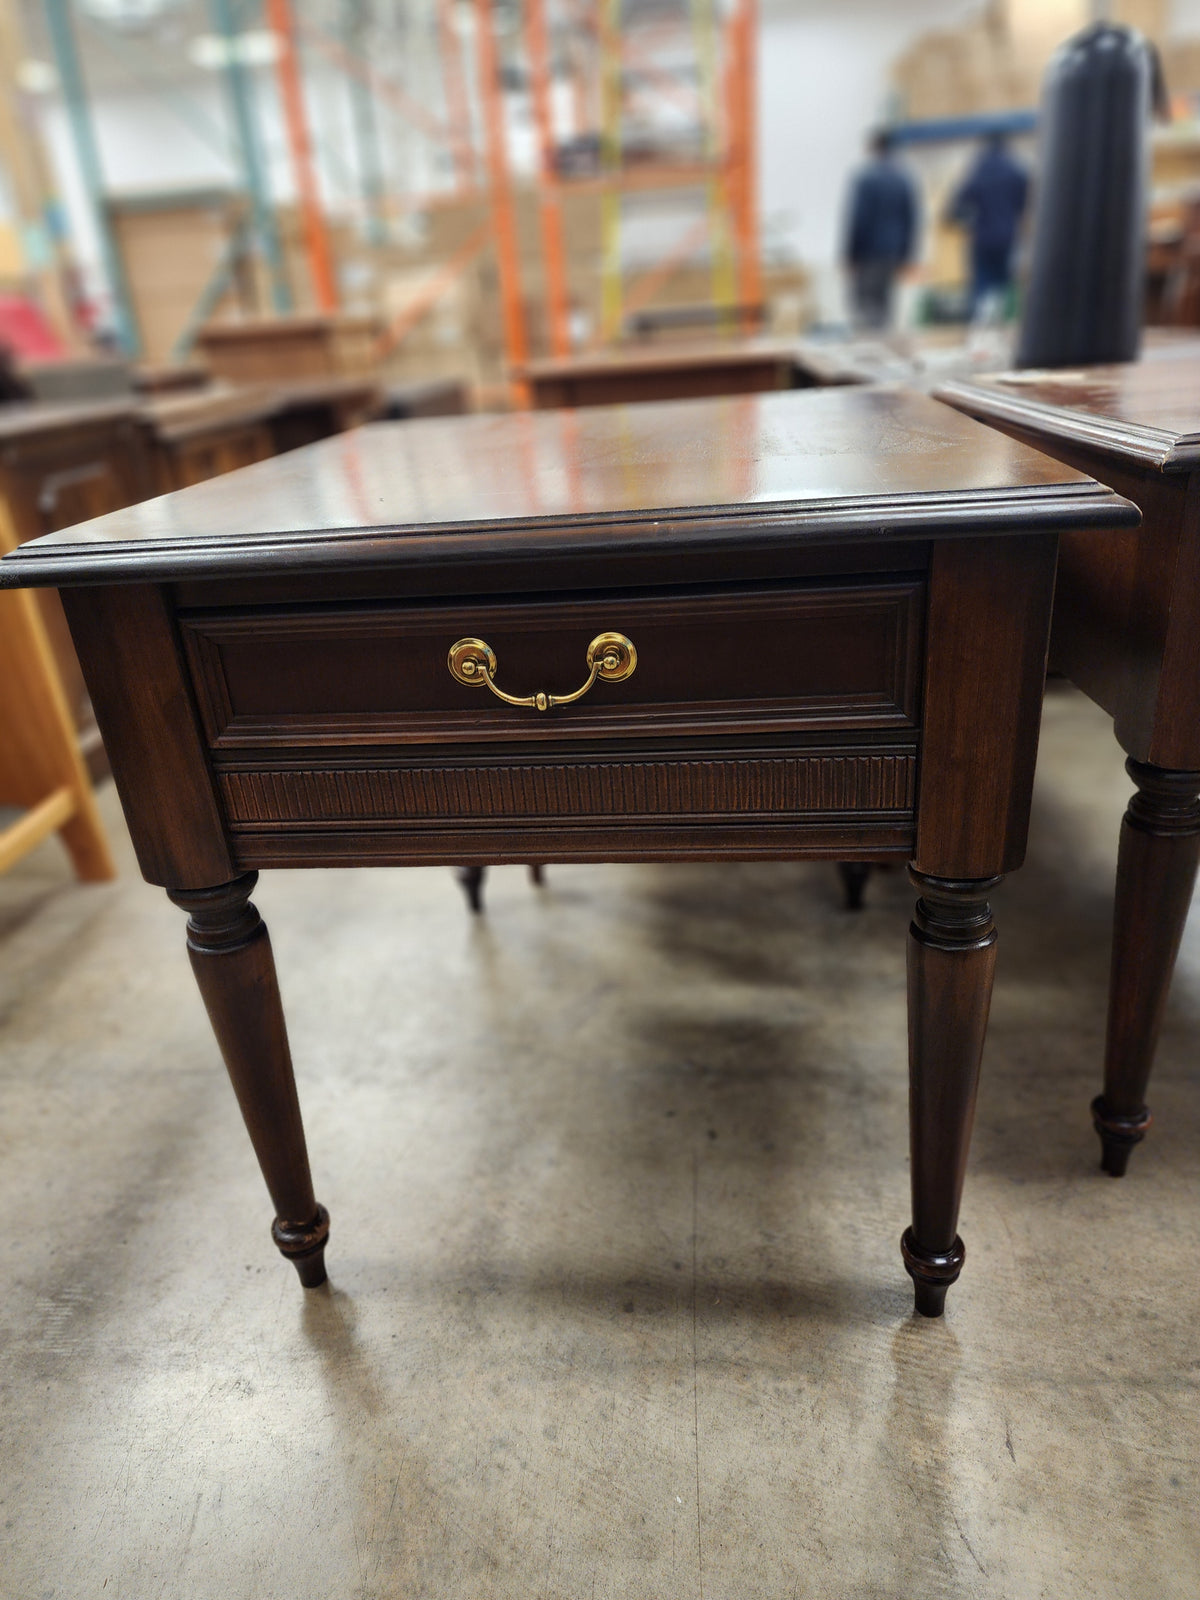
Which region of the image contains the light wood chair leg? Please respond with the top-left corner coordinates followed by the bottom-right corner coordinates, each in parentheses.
top-left (0, 583), bottom-right (114, 882)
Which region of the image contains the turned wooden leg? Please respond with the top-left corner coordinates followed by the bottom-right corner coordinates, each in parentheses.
top-left (1093, 760), bottom-right (1200, 1176)
top-left (528, 863), bottom-right (545, 886)
top-left (457, 864), bottom-right (486, 913)
top-left (902, 871), bottom-right (1000, 1317)
top-left (168, 873), bottom-right (329, 1287)
top-left (837, 862), bottom-right (872, 911)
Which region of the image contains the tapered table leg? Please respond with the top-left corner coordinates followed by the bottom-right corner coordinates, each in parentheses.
top-left (902, 871), bottom-right (1001, 1317)
top-left (837, 862), bottom-right (872, 911)
top-left (457, 864), bottom-right (486, 913)
top-left (1092, 760), bottom-right (1200, 1176)
top-left (168, 873), bottom-right (329, 1286)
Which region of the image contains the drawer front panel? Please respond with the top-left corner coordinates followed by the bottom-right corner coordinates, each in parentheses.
top-left (217, 745), bottom-right (917, 830)
top-left (182, 581), bottom-right (923, 749)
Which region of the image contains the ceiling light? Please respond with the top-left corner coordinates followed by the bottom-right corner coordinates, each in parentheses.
top-left (16, 60), bottom-right (59, 95)
top-left (188, 29), bottom-right (283, 70)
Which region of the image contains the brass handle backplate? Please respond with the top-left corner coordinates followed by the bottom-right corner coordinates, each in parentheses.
top-left (447, 631), bottom-right (637, 712)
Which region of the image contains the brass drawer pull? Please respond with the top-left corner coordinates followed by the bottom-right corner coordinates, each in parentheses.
top-left (448, 631), bottom-right (637, 712)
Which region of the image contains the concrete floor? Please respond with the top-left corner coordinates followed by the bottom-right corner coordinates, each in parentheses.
top-left (1, 683), bottom-right (1198, 1599)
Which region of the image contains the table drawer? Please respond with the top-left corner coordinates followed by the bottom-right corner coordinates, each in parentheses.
top-left (182, 580), bottom-right (924, 750)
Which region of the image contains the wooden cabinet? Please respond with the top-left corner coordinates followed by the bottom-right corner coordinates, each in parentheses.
top-left (138, 388), bottom-right (277, 493)
top-left (196, 314), bottom-right (383, 384)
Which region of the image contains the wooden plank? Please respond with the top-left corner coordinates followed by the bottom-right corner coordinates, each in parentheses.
top-left (0, 786), bottom-right (75, 874)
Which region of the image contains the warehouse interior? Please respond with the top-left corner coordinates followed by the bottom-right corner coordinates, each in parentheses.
top-left (3, 2), bottom-right (1200, 1596)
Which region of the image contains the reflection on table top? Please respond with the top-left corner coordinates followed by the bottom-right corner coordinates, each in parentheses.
top-left (938, 351), bottom-right (1200, 472)
top-left (1, 386), bottom-right (1130, 592)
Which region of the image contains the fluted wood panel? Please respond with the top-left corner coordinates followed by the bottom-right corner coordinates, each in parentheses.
top-left (219, 750), bottom-right (916, 827)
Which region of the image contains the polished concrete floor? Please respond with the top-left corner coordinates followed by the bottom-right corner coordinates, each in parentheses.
top-left (2, 684), bottom-right (1198, 1599)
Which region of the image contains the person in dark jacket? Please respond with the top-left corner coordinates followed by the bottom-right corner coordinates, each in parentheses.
top-left (948, 133), bottom-right (1029, 317)
top-left (843, 130), bottom-right (919, 330)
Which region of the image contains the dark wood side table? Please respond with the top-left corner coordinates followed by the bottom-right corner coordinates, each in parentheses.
top-left (938, 365), bottom-right (1200, 1177)
top-left (520, 339), bottom-right (798, 408)
top-left (138, 386), bottom-right (278, 493)
top-left (0, 389), bottom-right (1135, 1316)
top-left (263, 375), bottom-right (384, 454)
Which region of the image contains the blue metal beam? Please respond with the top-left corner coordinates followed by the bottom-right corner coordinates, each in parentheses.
top-left (43, 0), bottom-right (140, 356)
top-left (887, 110), bottom-right (1038, 147)
top-left (208, 0), bottom-right (293, 312)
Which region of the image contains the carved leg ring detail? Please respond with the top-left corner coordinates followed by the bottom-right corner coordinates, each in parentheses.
top-left (900, 1229), bottom-right (966, 1317)
top-left (273, 1205), bottom-right (332, 1288)
top-left (1091, 1097), bottom-right (1153, 1178)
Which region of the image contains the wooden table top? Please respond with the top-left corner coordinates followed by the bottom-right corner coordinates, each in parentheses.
top-left (519, 337), bottom-right (799, 383)
top-left (0, 387), bottom-right (1134, 590)
top-left (197, 313), bottom-right (381, 341)
top-left (0, 396), bottom-right (144, 443)
top-left (266, 373), bottom-right (383, 406)
top-left (138, 385), bottom-right (280, 444)
top-left (937, 357), bottom-right (1200, 473)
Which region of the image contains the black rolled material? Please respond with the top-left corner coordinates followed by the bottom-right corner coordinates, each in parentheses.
top-left (1016, 23), bottom-right (1155, 370)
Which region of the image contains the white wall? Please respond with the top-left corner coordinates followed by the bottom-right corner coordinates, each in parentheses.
top-left (45, 0), bottom-right (1180, 335)
top-left (757, 0), bottom-right (986, 321)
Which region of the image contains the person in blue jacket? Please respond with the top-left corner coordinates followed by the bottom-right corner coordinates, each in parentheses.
top-left (843, 130), bottom-right (919, 330)
top-left (949, 133), bottom-right (1029, 317)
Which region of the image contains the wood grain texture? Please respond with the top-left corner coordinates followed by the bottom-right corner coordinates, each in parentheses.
top-left (58, 584), bottom-right (233, 888)
top-left (914, 535), bottom-right (1058, 879)
top-left (217, 748), bottom-right (917, 827)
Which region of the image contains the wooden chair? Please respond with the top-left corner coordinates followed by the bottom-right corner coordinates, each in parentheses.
top-left (0, 513), bottom-right (114, 883)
